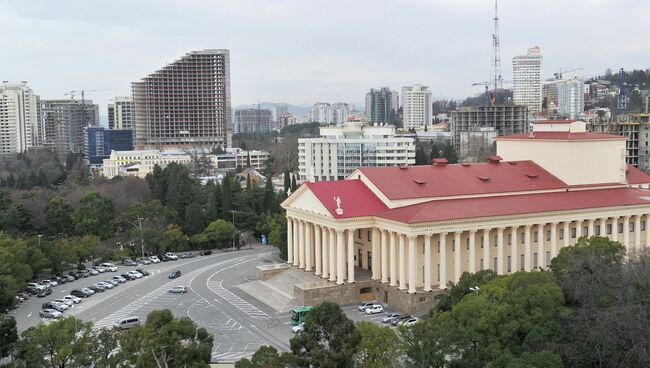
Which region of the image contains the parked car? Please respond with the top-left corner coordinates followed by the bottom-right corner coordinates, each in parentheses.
top-left (17, 292), bottom-right (31, 300)
top-left (80, 270), bottom-right (90, 277)
top-left (123, 259), bottom-right (137, 266)
top-left (168, 286), bottom-right (187, 294)
top-left (135, 269), bottom-right (149, 276)
top-left (391, 315), bottom-right (413, 327)
top-left (158, 254), bottom-right (169, 262)
top-left (53, 298), bottom-right (74, 307)
top-left (382, 313), bottom-right (400, 324)
top-left (88, 284), bottom-right (106, 293)
top-left (52, 276), bottom-right (66, 285)
top-left (80, 287), bottom-right (95, 295)
top-left (39, 309), bottom-right (62, 319)
top-left (111, 276), bottom-right (126, 283)
top-left (180, 252), bottom-right (195, 259)
top-left (113, 317), bottom-right (140, 330)
top-left (67, 272), bottom-right (80, 280)
top-left (62, 295), bottom-right (82, 304)
top-left (97, 281), bottom-right (114, 289)
top-left (358, 301), bottom-right (379, 312)
top-left (165, 252), bottom-right (178, 260)
top-left (65, 275), bottom-right (75, 283)
top-left (104, 279), bottom-right (119, 286)
top-left (138, 257), bottom-right (151, 265)
top-left (127, 271), bottom-right (143, 279)
top-left (121, 273), bottom-right (135, 281)
top-left (168, 270), bottom-right (181, 279)
top-left (100, 263), bottom-right (118, 272)
top-left (91, 266), bottom-right (105, 273)
top-left (41, 280), bottom-right (57, 288)
top-left (365, 304), bottom-right (384, 314)
top-left (292, 322), bottom-right (305, 333)
top-left (70, 289), bottom-right (91, 298)
top-left (27, 283), bottom-right (45, 293)
top-left (42, 301), bottom-right (68, 312)
top-left (89, 269), bottom-right (99, 276)
top-left (148, 256), bottom-right (160, 264)
top-left (36, 287), bottom-right (52, 298)
top-left (400, 317), bottom-right (419, 326)
top-left (200, 250), bottom-right (213, 256)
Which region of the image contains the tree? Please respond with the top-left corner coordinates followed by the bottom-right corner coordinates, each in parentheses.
top-left (266, 214), bottom-right (287, 260)
top-left (202, 219), bottom-right (236, 249)
top-left (222, 175), bottom-right (233, 218)
top-left (162, 224), bottom-right (187, 253)
top-left (1, 203), bottom-right (33, 235)
top-left (72, 192), bottom-right (115, 239)
top-left (235, 345), bottom-right (298, 368)
top-left (44, 197), bottom-right (74, 236)
top-left (184, 202), bottom-right (207, 236)
top-left (70, 235), bottom-right (99, 265)
top-left (290, 175), bottom-right (297, 192)
top-left (283, 168), bottom-right (291, 194)
top-left (0, 315), bottom-right (17, 359)
top-left (290, 302), bottom-right (361, 367)
top-left (354, 322), bottom-right (400, 368)
top-left (119, 309), bottom-right (213, 368)
top-left (263, 177), bottom-right (276, 213)
top-left (434, 269), bottom-right (497, 312)
top-left (415, 146), bottom-right (427, 165)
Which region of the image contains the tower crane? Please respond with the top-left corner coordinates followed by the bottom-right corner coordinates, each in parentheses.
top-left (63, 88), bottom-right (116, 127)
top-left (545, 67), bottom-right (583, 81)
top-left (471, 82), bottom-right (490, 107)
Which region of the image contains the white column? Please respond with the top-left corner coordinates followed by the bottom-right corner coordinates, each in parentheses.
top-left (321, 227), bottom-right (329, 279)
top-left (537, 223), bottom-right (545, 269)
top-left (623, 216), bottom-right (630, 252)
top-left (408, 235), bottom-right (417, 294)
top-left (635, 215), bottom-right (641, 250)
top-left (293, 219), bottom-right (299, 267)
top-left (588, 219), bottom-right (595, 238)
top-left (305, 223), bottom-right (312, 272)
top-left (576, 220), bottom-right (582, 240)
top-left (454, 232), bottom-right (461, 283)
top-left (439, 232), bottom-right (447, 289)
top-left (329, 229), bottom-right (336, 282)
top-left (550, 222), bottom-right (558, 260)
top-left (347, 229), bottom-right (355, 283)
top-left (482, 229), bottom-right (490, 270)
top-left (398, 234), bottom-right (406, 290)
top-left (336, 230), bottom-right (345, 284)
top-left (298, 221), bottom-right (305, 269)
top-left (468, 230), bottom-right (476, 274)
top-left (524, 225), bottom-right (532, 271)
top-left (424, 234), bottom-right (432, 291)
top-left (371, 228), bottom-right (380, 280)
top-left (612, 217), bottom-right (618, 242)
top-left (600, 218), bottom-right (607, 239)
top-left (389, 232), bottom-right (397, 287)
top-left (287, 218), bottom-right (293, 264)
top-left (314, 225), bottom-right (321, 276)
top-left (511, 226), bottom-right (518, 273)
top-left (381, 230), bottom-right (389, 284)
top-left (497, 227), bottom-right (504, 274)
top-left (563, 222), bottom-right (570, 248)
top-left (646, 215), bottom-right (650, 249)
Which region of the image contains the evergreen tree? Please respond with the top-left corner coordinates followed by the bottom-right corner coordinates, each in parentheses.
top-left (6, 173), bottom-right (15, 188)
top-left (291, 174), bottom-right (297, 191)
top-left (263, 177), bottom-right (275, 213)
top-left (283, 168), bottom-right (291, 194)
top-left (26, 170), bottom-right (38, 189)
top-left (37, 169), bottom-right (49, 187)
top-left (246, 173), bottom-right (252, 189)
top-left (247, 151), bottom-right (251, 167)
top-left (222, 175), bottom-right (233, 218)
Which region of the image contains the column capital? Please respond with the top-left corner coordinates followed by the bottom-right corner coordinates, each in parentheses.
top-left (497, 226), bottom-right (505, 231)
top-left (524, 224), bottom-right (531, 229)
top-left (623, 215), bottom-right (631, 220)
top-left (407, 234), bottom-right (416, 240)
top-left (440, 231), bottom-right (448, 237)
top-left (335, 229), bottom-right (345, 235)
top-left (588, 218), bottom-right (595, 223)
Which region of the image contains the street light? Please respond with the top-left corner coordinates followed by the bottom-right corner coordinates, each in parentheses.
top-left (37, 234), bottom-right (43, 247)
top-left (469, 286), bottom-right (480, 296)
top-left (137, 217), bottom-right (145, 258)
top-left (231, 210), bottom-right (235, 251)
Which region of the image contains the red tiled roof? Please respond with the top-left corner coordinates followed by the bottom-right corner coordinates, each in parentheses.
top-left (626, 164), bottom-right (650, 184)
top-left (534, 120), bottom-right (576, 124)
top-left (356, 161), bottom-right (567, 200)
top-left (498, 132), bottom-right (626, 140)
top-left (305, 179), bottom-right (388, 219)
top-left (377, 187), bottom-right (650, 224)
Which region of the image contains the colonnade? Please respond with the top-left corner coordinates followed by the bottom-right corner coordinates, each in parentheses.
top-left (286, 214), bottom-right (649, 293)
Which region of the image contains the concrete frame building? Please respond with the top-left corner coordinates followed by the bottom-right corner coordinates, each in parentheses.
top-left (365, 88), bottom-right (398, 125)
top-left (41, 99), bottom-right (99, 155)
top-left (108, 96), bottom-right (135, 130)
top-left (234, 108), bottom-right (273, 134)
top-left (402, 84), bottom-right (432, 130)
top-left (512, 47), bottom-right (543, 113)
top-left (450, 105), bottom-right (529, 150)
top-left (132, 49), bottom-right (231, 149)
top-left (557, 78), bottom-right (585, 119)
top-left (589, 114), bottom-right (650, 173)
top-left (0, 81), bottom-right (40, 154)
top-left (298, 121), bottom-right (415, 182)
top-left (282, 120), bottom-right (650, 314)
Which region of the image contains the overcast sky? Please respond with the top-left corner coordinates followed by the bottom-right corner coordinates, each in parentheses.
top-left (1, 0), bottom-right (649, 116)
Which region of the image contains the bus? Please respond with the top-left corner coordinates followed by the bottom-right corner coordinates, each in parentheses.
top-left (290, 305), bottom-right (314, 326)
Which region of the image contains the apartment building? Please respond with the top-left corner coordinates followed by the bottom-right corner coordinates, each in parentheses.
top-left (310, 102), bottom-right (351, 124)
top-left (41, 99), bottom-right (100, 155)
top-left (589, 114), bottom-right (650, 173)
top-left (557, 78), bottom-right (585, 119)
top-left (512, 47), bottom-right (543, 113)
top-left (365, 88), bottom-right (398, 125)
top-left (402, 84), bottom-right (432, 130)
top-left (132, 49), bottom-right (231, 149)
top-left (108, 96), bottom-right (135, 130)
top-left (84, 127), bottom-right (134, 165)
top-left (214, 148), bottom-right (269, 171)
top-left (234, 108), bottom-right (273, 133)
top-left (298, 121), bottom-right (415, 182)
top-left (0, 81), bottom-right (40, 154)
top-left (450, 105), bottom-right (529, 151)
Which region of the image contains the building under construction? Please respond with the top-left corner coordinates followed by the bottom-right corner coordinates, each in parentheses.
top-left (589, 114), bottom-right (650, 173)
top-left (41, 99), bottom-right (99, 155)
top-left (450, 105), bottom-right (529, 158)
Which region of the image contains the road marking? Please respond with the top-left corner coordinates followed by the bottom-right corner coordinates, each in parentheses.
top-left (27, 312), bottom-right (31, 318)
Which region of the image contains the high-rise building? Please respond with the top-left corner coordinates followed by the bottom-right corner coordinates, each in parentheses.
top-left (298, 121), bottom-right (415, 181)
top-left (234, 108), bottom-right (273, 133)
top-left (402, 84), bottom-right (432, 130)
top-left (84, 126), bottom-right (134, 165)
top-left (332, 103), bottom-right (350, 124)
top-left (450, 105), bottom-right (529, 154)
top-left (557, 78), bottom-right (585, 119)
top-left (41, 99), bottom-right (99, 155)
top-left (273, 104), bottom-right (288, 122)
top-left (0, 81), bottom-right (40, 154)
top-left (278, 113), bottom-right (297, 129)
top-left (365, 87), bottom-right (398, 125)
top-left (311, 102), bottom-right (333, 124)
top-left (512, 47), bottom-right (543, 113)
top-left (108, 96), bottom-right (135, 130)
top-left (132, 49), bottom-right (231, 149)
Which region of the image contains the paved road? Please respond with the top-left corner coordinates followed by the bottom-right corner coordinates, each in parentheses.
top-left (11, 246), bottom-right (390, 363)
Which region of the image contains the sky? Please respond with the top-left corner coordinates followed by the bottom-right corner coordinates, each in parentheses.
top-left (1, 0), bottom-right (649, 118)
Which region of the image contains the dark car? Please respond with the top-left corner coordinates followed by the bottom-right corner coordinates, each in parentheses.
top-left (37, 287), bottom-right (52, 298)
top-left (88, 284), bottom-right (105, 293)
top-left (200, 250), bottom-right (213, 256)
top-left (68, 271), bottom-right (80, 280)
top-left (180, 252), bottom-right (195, 259)
top-left (52, 276), bottom-right (66, 285)
top-left (121, 273), bottom-right (135, 281)
top-left (168, 270), bottom-right (181, 279)
top-left (70, 288), bottom-right (91, 298)
top-left (391, 315), bottom-right (413, 327)
top-left (158, 255), bottom-right (169, 262)
top-left (135, 268), bottom-right (150, 276)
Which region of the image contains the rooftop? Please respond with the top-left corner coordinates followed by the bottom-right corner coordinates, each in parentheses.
top-left (304, 179), bottom-right (388, 219)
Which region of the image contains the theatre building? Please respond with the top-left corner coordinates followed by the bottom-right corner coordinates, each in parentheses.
top-left (281, 121), bottom-right (650, 314)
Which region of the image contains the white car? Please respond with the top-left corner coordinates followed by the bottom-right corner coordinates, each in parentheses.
top-left (80, 287), bottom-right (95, 295)
top-left (40, 309), bottom-right (63, 319)
top-left (100, 263), bottom-right (118, 272)
top-left (111, 276), bottom-right (126, 283)
top-left (358, 301), bottom-right (379, 312)
top-left (62, 295), bottom-right (82, 304)
top-left (97, 281), bottom-right (114, 289)
top-left (149, 256), bottom-right (161, 264)
top-left (292, 322), bottom-right (305, 333)
top-left (365, 304), bottom-right (384, 314)
top-left (165, 252), bottom-right (178, 260)
top-left (41, 280), bottom-right (57, 288)
top-left (92, 266), bottom-right (105, 273)
top-left (399, 317), bottom-right (419, 326)
top-left (89, 269), bottom-right (99, 275)
top-left (127, 271), bottom-right (143, 279)
top-left (53, 298), bottom-right (74, 307)
top-left (138, 258), bottom-right (151, 265)
top-left (168, 286), bottom-right (187, 294)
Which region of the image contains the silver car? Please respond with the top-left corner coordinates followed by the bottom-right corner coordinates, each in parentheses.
top-left (53, 298), bottom-right (74, 307)
top-left (168, 286), bottom-right (187, 294)
top-left (40, 309), bottom-right (62, 318)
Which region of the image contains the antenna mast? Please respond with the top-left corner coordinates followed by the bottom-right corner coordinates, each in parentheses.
top-left (491, 0), bottom-right (503, 94)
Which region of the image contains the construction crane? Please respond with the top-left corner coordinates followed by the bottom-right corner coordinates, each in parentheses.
top-left (617, 68), bottom-right (627, 113)
top-left (545, 67), bottom-right (583, 81)
top-left (63, 88), bottom-right (116, 128)
top-left (471, 82), bottom-right (490, 107)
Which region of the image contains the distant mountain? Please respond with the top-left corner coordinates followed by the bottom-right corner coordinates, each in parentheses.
top-left (235, 102), bottom-right (312, 117)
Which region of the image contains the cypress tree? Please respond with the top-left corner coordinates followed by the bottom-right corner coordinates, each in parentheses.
top-left (246, 173), bottom-right (252, 189)
top-left (283, 168), bottom-right (291, 194)
top-left (291, 174), bottom-right (297, 191)
top-left (222, 175), bottom-right (232, 218)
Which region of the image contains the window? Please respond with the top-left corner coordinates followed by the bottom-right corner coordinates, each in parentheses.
top-left (466, 238), bottom-right (470, 250)
top-left (583, 226), bottom-right (588, 235)
top-left (437, 241), bottom-right (440, 253)
top-left (559, 228), bottom-right (564, 240)
top-left (508, 234), bottom-right (512, 245)
top-left (607, 224), bottom-right (612, 234)
top-left (507, 256), bottom-right (512, 272)
top-left (480, 237), bottom-right (484, 248)
top-left (452, 239), bottom-right (455, 252)
top-left (437, 264), bottom-right (440, 281)
top-left (358, 229), bottom-right (361, 239)
top-left (494, 235), bottom-right (498, 246)
top-left (546, 230), bottom-right (551, 241)
top-left (521, 233), bottom-right (525, 244)
top-left (533, 253), bottom-right (538, 268)
top-left (480, 259), bottom-right (484, 270)
top-left (596, 226), bottom-right (601, 236)
top-left (618, 223), bottom-right (623, 233)
top-left (520, 254), bottom-right (525, 270)
top-left (642, 221), bottom-right (646, 231)
top-left (534, 231), bottom-right (538, 242)
top-left (630, 222), bottom-right (635, 232)
top-left (493, 257), bottom-right (498, 272)
top-left (571, 228), bottom-right (577, 238)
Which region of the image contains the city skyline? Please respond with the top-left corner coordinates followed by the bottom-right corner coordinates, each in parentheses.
top-left (1, 0), bottom-right (649, 117)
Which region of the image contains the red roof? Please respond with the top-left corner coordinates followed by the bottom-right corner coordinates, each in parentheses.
top-left (355, 161), bottom-right (567, 200)
top-left (304, 179), bottom-right (388, 219)
top-left (627, 164), bottom-right (650, 184)
top-left (377, 187), bottom-right (650, 224)
top-left (534, 120), bottom-right (576, 124)
top-left (499, 132), bottom-right (626, 140)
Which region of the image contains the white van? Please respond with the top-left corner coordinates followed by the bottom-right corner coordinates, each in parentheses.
top-left (113, 316), bottom-right (140, 330)
top-left (100, 263), bottom-right (118, 272)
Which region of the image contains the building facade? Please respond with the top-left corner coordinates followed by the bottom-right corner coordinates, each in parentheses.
top-left (214, 148), bottom-right (269, 171)
top-left (589, 114), bottom-right (650, 173)
top-left (557, 78), bottom-right (585, 119)
top-left (278, 113), bottom-right (298, 129)
top-left (298, 121), bottom-right (415, 182)
top-left (310, 102), bottom-right (351, 124)
top-left (450, 105), bottom-right (529, 150)
top-left (108, 96), bottom-right (135, 130)
top-left (41, 99), bottom-right (100, 155)
top-left (282, 120), bottom-right (650, 314)
top-left (458, 126), bottom-right (497, 163)
top-left (84, 127), bottom-right (134, 165)
top-left (132, 49), bottom-right (231, 149)
top-left (402, 84), bottom-right (432, 130)
top-left (365, 88), bottom-right (398, 125)
top-left (512, 47), bottom-right (543, 113)
top-left (0, 81), bottom-right (40, 154)
top-left (234, 108), bottom-right (273, 133)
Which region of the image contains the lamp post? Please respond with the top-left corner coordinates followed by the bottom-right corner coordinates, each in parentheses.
top-left (469, 286), bottom-right (480, 296)
top-left (231, 210), bottom-right (235, 251)
top-left (137, 217), bottom-right (145, 258)
top-left (37, 234), bottom-right (43, 247)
